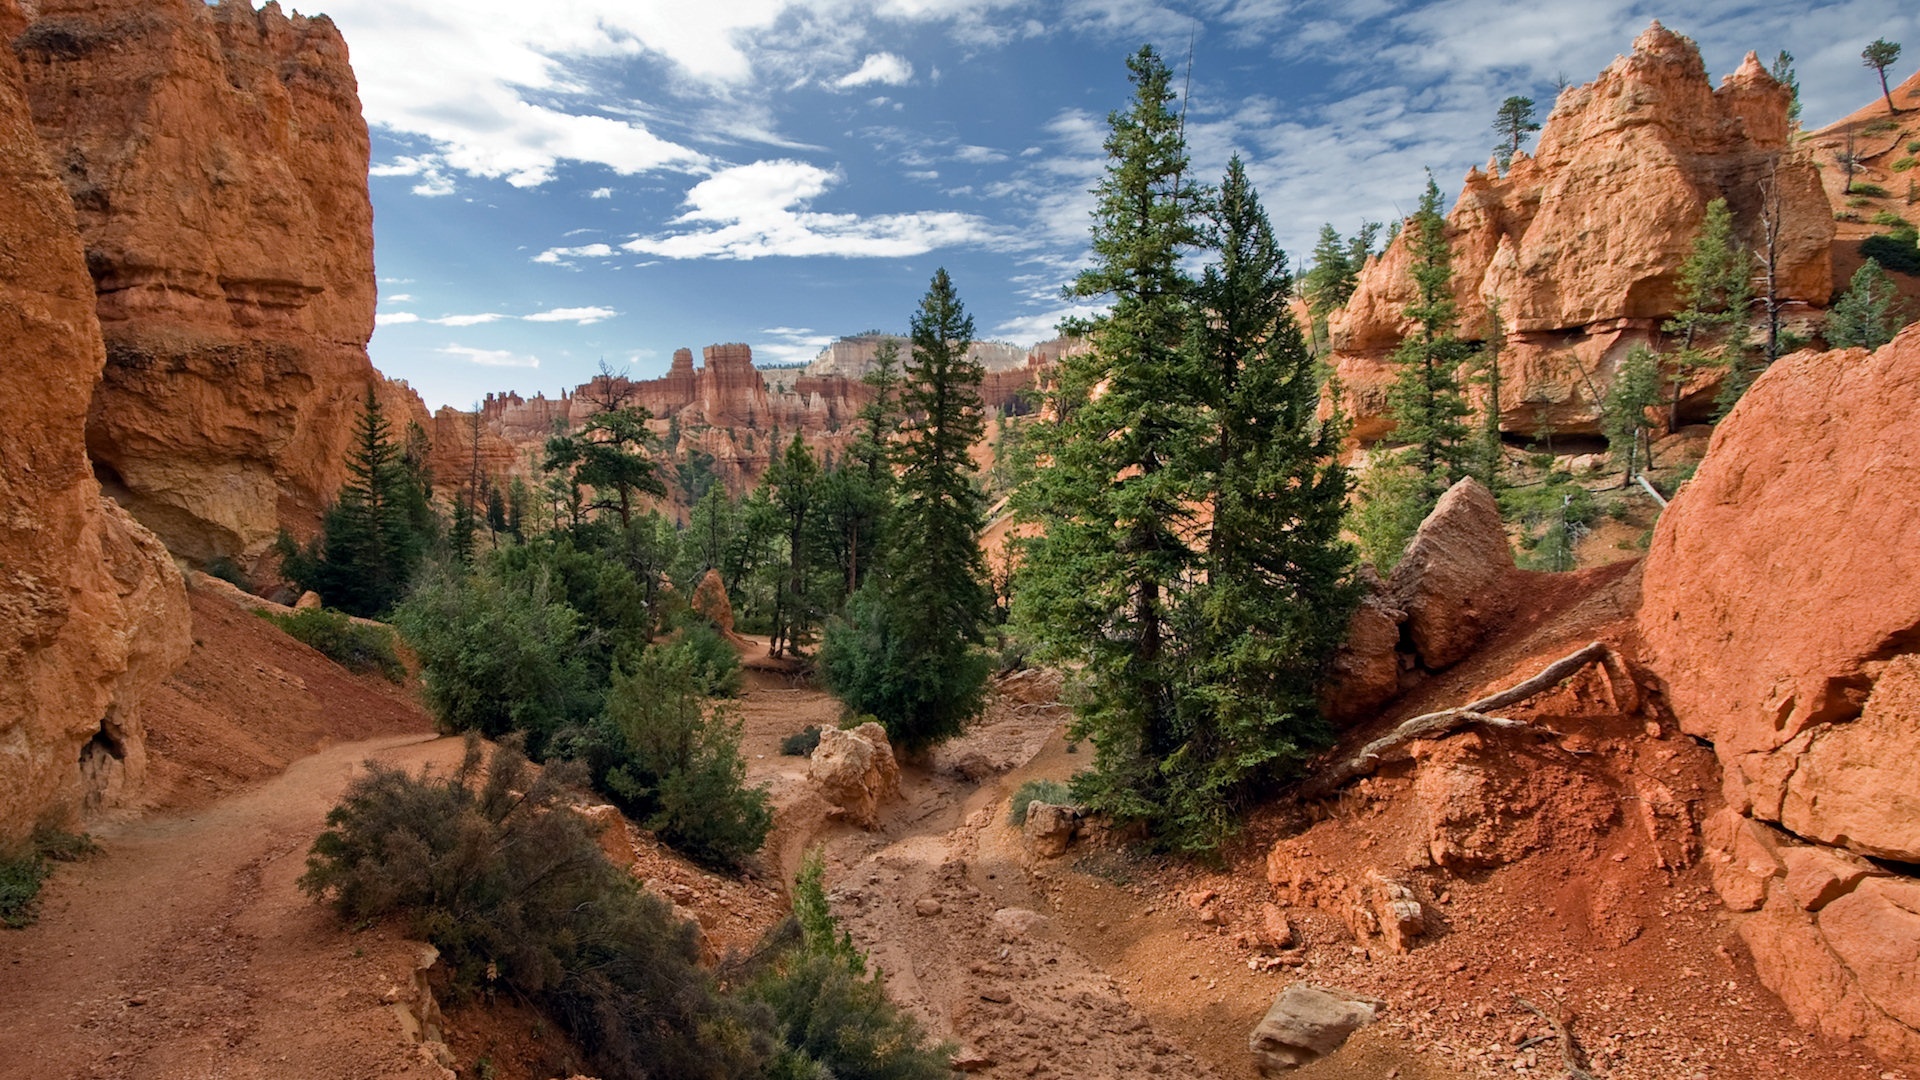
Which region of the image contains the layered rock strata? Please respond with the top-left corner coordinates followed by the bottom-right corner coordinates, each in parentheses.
top-left (11, 0), bottom-right (417, 567)
top-left (1, 0), bottom-right (189, 841)
top-left (1639, 325), bottom-right (1920, 1065)
top-left (1331, 23), bottom-right (1833, 442)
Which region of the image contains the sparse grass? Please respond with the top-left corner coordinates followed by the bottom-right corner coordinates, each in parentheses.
top-left (779, 726), bottom-right (822, 756)
top-left (1862, 118), bottom-right (1899, 135)
top-left (1872, 210), bottom-right (1908, 227)
top-left (1836, 210), bottom-right (1863, 222)
top-left (1852, 182), bottom-right (1892, 199)
top-left (1847, 196), bottom-right (1872, 208)
top-left (1, 826), bottom-right (98, 929)
top-left (1007, 778), bottom-right (1074, 825)
top-left (266, 607), bottom-right (405, 682)
top-left (1893, 157), bottom-right (1917, 172)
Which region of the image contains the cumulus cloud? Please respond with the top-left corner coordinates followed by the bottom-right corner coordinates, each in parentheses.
top-left (953, 144), bottom-right (1008, 164)
top-left (533, 243), bottom-right (616, 264)
top-left (524, 306), bottom-right (620, 324)
top-left (439, 345), bottom-right (541, 368)
top-left (623, 159), bottom-right (1015, 260)
top-left (375, 311), bottom-right (422, 326)
top-left (590, 187), bottom-right (614, 199)
top-left (431, 313), bottom-right (509, 327)
top-left (755, 325), bottom-right (838, 366)
top-left (835, 53), bottom-right (915, 88)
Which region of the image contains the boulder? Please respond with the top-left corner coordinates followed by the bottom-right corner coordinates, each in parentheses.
top-left (690, 568), bottom-right (735, 633)
top-left (0, 10), bottom-right (190, 841)
top-left (1248, 983), bottom-right (1382, 1074)
top-left (1021, 802), bottom-right (1080, 858)
top-left (1319, 566), bottom-right (1405, 724)
top-left (1387, 478), bottom-right (1515, 671)
top-left (294, 590), bottom-right (323, 611)
top-left (808, 722), bottom-right (901, 830)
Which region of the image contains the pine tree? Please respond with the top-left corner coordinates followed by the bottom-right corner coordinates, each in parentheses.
top-left (1663, 197), bottom-right (1753, 423)
top-left (1300, 222), bottom-right (1380, 349)
top-left (1013, 45), bottom-right (1207, 828)
top-left (1169, 157), bottom-right (1359, 846)
top-left (1863, 39), bottom-right (1903, 116)
top-left (1388, 176), bottom-right (1473, 501)
top-left (543, 406), bottom-right (666, 529)
top-left (823, 271), bottom-right (993, 752)
top-left (1602, 344), bottom-right (1665, 485)
top-left (764, 434), bottom-right (821, 658)
top-left (1827, 258), bottom-right (1903, 350)
top-left (1492, 96), bottom-right (1540, 166)
top-left (1771, 51), bottom-right (1802, 129)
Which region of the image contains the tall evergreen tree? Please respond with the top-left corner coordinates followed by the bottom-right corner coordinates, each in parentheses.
top-left (1013, 44), bottom-right (1207, 828)
top-left (1492, 96), bottom-right (1540, 166)
top-left (1169, 157), bottom-right (1359, 845)
top-left (763, 434), bottom-right (821, 658)
top-left (1771, 51), bottom-right (1802, 129)
top-left (1662, 197), bottom-right (1753, 423)
top-left (823, 271), bottom-right (993, 751)
top-left (1388, 176), bottom-right (1473, 501)
top-left (1863, 39), bottom-right (1903, 115)
top-left (1300, 222), bottom-right (1380, 349)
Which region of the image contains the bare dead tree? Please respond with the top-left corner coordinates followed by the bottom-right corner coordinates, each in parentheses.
top-left (1755, 156), bottom-right (1787, 365)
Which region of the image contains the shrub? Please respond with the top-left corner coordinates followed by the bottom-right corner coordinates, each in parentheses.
top-left (300, 738), bottom-right (764, 1080)
top-left (671, 618), bottom-right (743, 698)
top-left (1862, 232), bottom-right (1920, 274)
top-left (1909, 139), bottom-right (1920, 154)
top-left (779, 727), bottom-right (822, 757)
top-left (1, 826), bottom-right (96, 929)
top-left (1835, 210), bottom-right (1862, 222)
top-left (267, 607), bottom-right (405, 682)
top-left (1862, 118), bottom-right (1899, 135)
top-left (1852, 182), bottom-right (1891, 199)
top-left (203, 556), bottom-right (249, 589)
top-left (1872, 210), bottom-right (1908, 227)
top-left (1847, 196), bottom-right (1872, 208)
top-left (744, 851), bottom-right (953, 1079)
top-left (1007, 779), bottom-right (1074, 825)
top-left (393, 566), bottom-right (596, 757)
top-left (818, 584), bottom-right (989, 756)
top-left (561, 642), bottom-right (771, 868)
top-left (1893, 156), bottom-right (1917, 172)
top-left (1346, 457), bottom-right (1430, 572)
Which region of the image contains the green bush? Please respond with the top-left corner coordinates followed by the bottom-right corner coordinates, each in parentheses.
top-left (1892, 157), bottom-right (1917, 172)
top-left (779, 727), bottom-right (822, 757)
top-left (1852, 182), bottom-right (1891, 199)
top-left (744, 852), bottom-right (953, 1080)
top-left (1836, 209), bottom-right (1863, 222)
top-left (1, 826), bottom-right (97, 929)
top-left (560, 642), bottom-right (771, 869)
top-left (203, 556), bottom-right (249, 589)
top-left (1346, 457), bottom-right (1430, 572)
top-left (1872, 210), bottom-right (1909, 227)
top-left (1501, 475), bottom-right (1595, 573)
top-left (1847, 196), bottom-right (1872, 208)
top-left (300, 738), bottom-right (765, 1080)
top-left (1007, 779), bottom-right (1074, 825)
top-left (394, 566), bottom-right (597, 758)
top-left (267, 607), bottom-right (405, 682)
top-left (1862, 233), bottom-right (1920, 274)
top-left (818, 584), bottom-right (989, 756)
top-left (1908, 139), bottom-right (1920, 154)
top-left (671, 618), bottom-right (743, 698)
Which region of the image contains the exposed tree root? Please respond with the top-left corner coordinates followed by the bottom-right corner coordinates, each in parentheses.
top-left (1297, 641), bottom-right (1618, 801)
top-left (1515, 995), bottom-right (1600, 1079)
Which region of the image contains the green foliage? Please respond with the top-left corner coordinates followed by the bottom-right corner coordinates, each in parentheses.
top-left (1492, 95), bottom-right (1540, 165)
top-left (1601, 345), bottom-right (1665, 484)
top-left (1007, 779), bottom-right (1074, 825)
top-left (1772, 51), bottom-right (1802, 127)
top-left (1863, 39), bottom-right (1903, 111)
top-left (779, 727), bottom-right (823, 757)
top-left (393, 566), bottom-right (595, 757)
top-left (763, 435), bottom-right (825, 658)
top-left (672, 619), bottom-right (744, 698)
top-left (1663, 198), bottom-right (1755, 421)
top-left (572, 641), bottom-right (771, 868)
top-left (1863, 232), bottom-right (1920, 274)
top-left (823, 269), bottom-right (993, 754)
top-left (1388, 176), bottom-right (1474, 500)
top-left (1828, 259), bottom-right (1906, 349)
top-left (279, 388), bottom-right (432, 618)
top-left (1872, 210), bottom-right (1908, 227)
top-left (0, 849), bottom-right (47, 928)
top-left (1348, 457), bottom-right (1429, 572)
top-left (203, 556), bottom-right (249, 589)
top-left (1301, 222), bottom-right (1381, 346)
top-left (1500, 475), bottom-right (1595, 572)
top-left (1892, 157), bottom-right (1917, 172)
top-left (267, 607), bottom-right (405, 682)
top-left (544, 393), bottom-right (667, 529)
top-left (299, 739), bottom-right (765, 1080)
top-left (747, 852), bottom-right (952, 1080)
top-left (1852, 182), bottom-right (1892, 198)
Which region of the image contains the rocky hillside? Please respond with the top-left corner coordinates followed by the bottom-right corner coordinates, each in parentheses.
top-left (1331, 22), bottom-right (1832, 442)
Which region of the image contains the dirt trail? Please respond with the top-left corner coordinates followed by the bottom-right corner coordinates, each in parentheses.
top-left (0, 733), bottom-right (467, 1080)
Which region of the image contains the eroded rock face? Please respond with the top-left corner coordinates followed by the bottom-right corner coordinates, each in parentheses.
top-left (1387, 477), bottom-right (1516, 671)
top-left (1639, 326), bottom-right (1920, 1065)
top-left (11, 0), bottom-right (420, 567)
top-left (0, 7), bottom-right (190, 840)
top-left (690, 569), bottom-right (735, 633)
top-left (1331, 23), bottom-right (1832, 441)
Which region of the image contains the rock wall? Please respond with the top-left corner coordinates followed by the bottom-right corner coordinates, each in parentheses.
top-left (11, 0), bottom-right (419, 569)
top-left (1, 0), bottom-right (189, 842)
top-left (1638, 324), bottom-right (1920, 1065)
top-left (1331, 22), bottom-right (1833, 442)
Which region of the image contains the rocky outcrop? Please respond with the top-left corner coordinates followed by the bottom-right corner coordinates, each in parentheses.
top-left (11, 0), bottom-right (421, 568)
top-left (1331, 23), bottom-right (1833, 442)
top-left (1639, 325), bottom-right (1920, 1064)
top-left (1388, 478), bottom-right (1517, 671)
top-left (1, 5), bottom-right (190, 841)
top-left (1248, 983), bottom-right (1381, 1074)
top-left (690, 569), bottom-right (734, 633)
top-left (807, 722), bottom-right (901, 830)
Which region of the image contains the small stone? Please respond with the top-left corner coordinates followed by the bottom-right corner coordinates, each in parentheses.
top-left (914, 897), bottom-right (943, 917)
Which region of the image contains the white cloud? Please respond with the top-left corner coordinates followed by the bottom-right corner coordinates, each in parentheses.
top-left (954, 144), bottom-right (1008, 164)
top-left (524, 306), bottom-right (620, 324)
top-left (590, 187), bottom-right (613, 199)
top-left (432, 313), bottom-right (509, 326)
top-left (533, 243), bottom-right (616, 264)
top-left (375, 311), bottom-right (422, 326)
top-left (835, 53), bottom-right (915, 88)
top-left (439, 345), bottom-right (541, 368)
top-left (385, 293), bottom-right (417, 303)
top-left (624, 159), bottom-right (1015, 260)
top-left (755, 325), bottom-right (838, 365)
top-left (992, 302), bottom-right (1103, 345)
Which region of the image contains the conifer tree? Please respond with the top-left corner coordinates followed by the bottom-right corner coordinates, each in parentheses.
top-left (1827, 259), bottom-right (1903, 350)
top-left (1602, 344), bottom-right (1665, 485)
top-left (822, 271), bottom-right (992, 751)
top-left (764, 434), bottom-right (821, 658)
top-left (1388, 176), bottom-right (1473, 501)
top-left (1014, 44), bottom-right (1206, 827)
top-left (1492, 96), bottom-right (1540, 166)
top-left (1663, 197), bottom-right (1752, 424)
top-left (1863, 39), bottom-right (1903, 115)
top-left (1771, 51), bottom-right (1802, 129)
top-left (1301, 222), bottom-right (1380, 348)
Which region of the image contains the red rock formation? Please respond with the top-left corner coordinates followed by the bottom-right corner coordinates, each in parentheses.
top-left (11, 0), bottom-right (422, 568)
top-left (1331, 23), bottom-right (1833, 442)
top-left (1, 0), bottom-right (189, 840)
top-left (1639, 325), bottom-right (1920, 1065)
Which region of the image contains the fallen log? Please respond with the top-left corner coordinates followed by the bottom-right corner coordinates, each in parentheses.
top-left (1295, 641), bottom-right (1615, 802)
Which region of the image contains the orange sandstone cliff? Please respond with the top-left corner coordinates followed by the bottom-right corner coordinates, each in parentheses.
top-left (1, 0), bottom-right (189, 842)
top-left (1332, 22), bottom-right (1833, 441)
top-left (10, 0), bottom-right (423, 570)
top-left (1639, 325), bottom-right (1920, 1064)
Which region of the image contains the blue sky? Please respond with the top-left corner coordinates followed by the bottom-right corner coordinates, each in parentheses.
top-left (299, 0), bottom-right (1918, 408)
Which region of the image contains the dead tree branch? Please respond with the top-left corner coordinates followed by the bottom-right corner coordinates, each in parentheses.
top-left (1296, 641), bottom-right (1615, 801)
top-left (1515, 995), bottom-right (1599, 1080)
